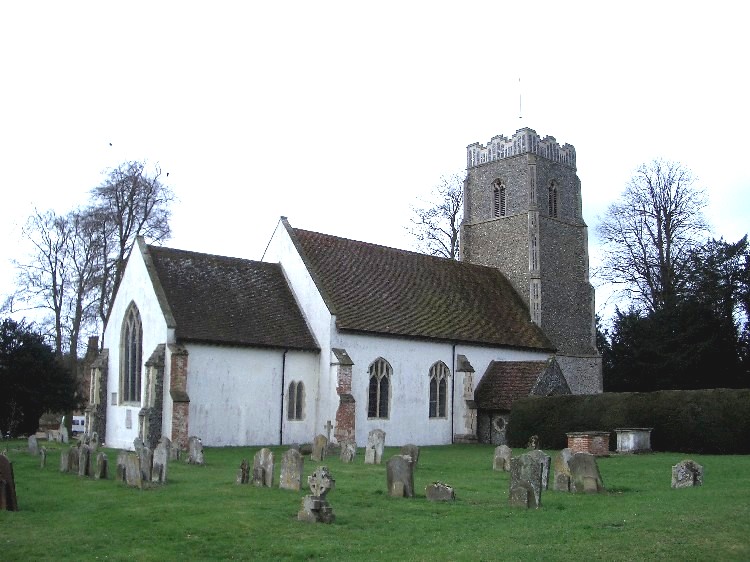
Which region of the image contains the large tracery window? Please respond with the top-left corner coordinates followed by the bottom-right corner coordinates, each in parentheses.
top-left (492, 180), bottom-right (506, 217)
top-left (121, 303), bottom-right (142, 403)
top-left (368, 358), bottom-right (391, 419)
top-left (428, 361), bottom-right (450, 418)
top-left (548, 181), bottom-right (558, 218)
top-left (287, 381), bottom-right (305, 420)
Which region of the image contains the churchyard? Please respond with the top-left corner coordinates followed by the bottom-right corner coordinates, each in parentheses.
top-left (1, 440), bottom-right (748, 560)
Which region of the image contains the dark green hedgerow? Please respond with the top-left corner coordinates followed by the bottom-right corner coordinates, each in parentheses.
top-left (507, 388), bottom-right (750, 454)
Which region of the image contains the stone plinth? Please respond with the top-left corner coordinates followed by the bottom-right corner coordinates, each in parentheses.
top-left (566, 431), bottom-right (610, 457)
top-left (614, 428), bottom-right (653, 454)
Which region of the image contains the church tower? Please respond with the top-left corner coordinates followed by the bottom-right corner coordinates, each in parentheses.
top-left (460, 128), bottom-right (602, 394)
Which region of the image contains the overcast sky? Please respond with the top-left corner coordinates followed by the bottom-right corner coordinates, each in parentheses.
top-left (1, 1), bottom-right (748, 324)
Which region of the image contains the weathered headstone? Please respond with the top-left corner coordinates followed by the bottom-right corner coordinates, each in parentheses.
top-left (40, 447), bottom-right (47, 468)
top-left (569, 452), bottom-right (605, 493)
top-left (279, 448), bottom-right (304, 491)
top-left (152, 440), bottom-right (169, 483)
top-left (89, 432), bottom-right (100, 453)
top-left (509, 452), bottom-right (544, 508)
top-left (339, 442), bottom-right (357, 463)
top-left (0, 453), bottom-right (19, 511)
top-left (28, 435), bottom-right (39, 456)
top-left (400, 444), bottom-right (420, 466)
top-left (116, 451), bottom-right (128, 482)
top-left (252, 448), bottom-right (274, 488)
top-left (298, 443), bottom-right (313, 456)
top-left (426, 482), bottom-right (455, 501)
top-left (94, 452), bottom-right (108, 480)
top-left (139, 446), bottom-right (153, 482)
top-left (297, 466), bottom-right (335, 523)
top-left (236, 459), bottom-right (250, 484)
top-left (68, 446), bottom-right (80, 474)
top-left (124, 453), bottom-right (143, 488)
top-left (311, 434), bottom-right (328, 462)
top-left (386, 455), bottom-right (415, 498)
top-left (526, 449), bottom-right (551, 490)
top-left (59, 448), bottom-right (70, 473)
top-left (526, 435), bottom-right (539, 450)
top-left (77, 445), bottom-right (91, 477)
top-left (671, 459), bottom-right (704, 488)
top-left (493, 445), bottom-right (513, 472)
top-left (509, 480), bottom-right (536, 509)
top-left (133, 436), bottom-right (145, 454)
top-left (553, 448), bottom-right (574, 492)
top-left (364, 429), bottom-right (386, 465)
top-left (60, 425), bottom-right (69, 444)
top-left (188, 436), bottom-right (204, 465)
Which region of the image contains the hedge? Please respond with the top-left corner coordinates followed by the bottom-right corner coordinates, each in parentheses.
top-left (506, 388), bottom-right (750, 454)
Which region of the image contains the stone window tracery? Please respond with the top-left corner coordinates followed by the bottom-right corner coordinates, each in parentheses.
top-left (428, 361), bottom-right (450, 418)
top-left (121, 302), bottom-right (142, 404)
top-left (492, 180), bottom-right (506, 217)
top-left (548, 181), bottom-right (558, 218)
top-left (288, 381), bottom-right (305, 420)
top-left (367, 358), bottom-right (391, 419)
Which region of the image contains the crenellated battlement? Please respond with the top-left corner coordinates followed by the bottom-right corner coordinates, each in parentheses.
top-left (467, 128), bottom-right (576, 170)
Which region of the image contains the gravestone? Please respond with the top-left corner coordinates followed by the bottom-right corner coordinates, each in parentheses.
top-left (493, 445), bottom-right (512, 472)
top-left (94, 452), bottom-right (108, 480)
top-left (339, 442), bottom-right (357, 463)
top-left (68, 446), bottom-right (80, 474)
top-left (40, 447), bottom-right (47, 468)
top-left (252, 448), bottom-right (274, 488)
top-left (386, 455), bottom-right (415, 498)
top-left (553, 448), bottom-right (574, 492)
top-left (526, 449), bottom-right (551, 490)
top-left (311, 434), bottom-right (328, 462)
top-left (89, 432), bottom-right (100, 453)
top-left (124, 454), bottom-right (143, 488)
top-left (78, 445), bottom-right (91, 477)
top-left (0, 453), bottom-right (19, 511)
top-left (526, 435), bottom-right (539, 450)
top-left (236, 459), bottom-right (250, 484)
top-left (59, 448), bottom-right (69, 473)
top-left (297, 466), bottom-right (335, 523)
top-left (60, 425), bottom-right (69, 444)
top-left (509, 480), bottom-right (536, 509)
top-left (426, 482), bottom-right (455, 501)
top-left (133, 436), bottom-right (145, 454)
top-left (279, 448), bottom-right (304, 491)
top-left (400, 444), bottom-right (420, 466)
top-left (569, 452), bottom-right (605, 493)
top-left (188, 436), bottom-right (204, 465)
top-left (139, 446), bottom-right (153, 482)
top-left (116, 451), bottom-right (128, 482)
top-left (28, 435), bottom-right (39, 456)
top-left (671, 460), bottom-right (704, 488)
top-left (152, 439), bottom-right (169, 483)
top-left (509, 452), bottom-right (544, 508)
top-left (364, 429), bottom-right (386, 465)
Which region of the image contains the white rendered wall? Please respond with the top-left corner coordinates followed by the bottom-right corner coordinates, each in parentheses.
top-left (103, 247), bottom-right (169, 451)
top-left (186, 344), bottom-right (319, 447)
top-left (336, 331), bottom-right (550, 446)
top-left (262, 221), bottom-right (335, 440)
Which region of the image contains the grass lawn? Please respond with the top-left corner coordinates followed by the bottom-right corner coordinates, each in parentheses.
top-left (1, 441), bottom-right (749, 561)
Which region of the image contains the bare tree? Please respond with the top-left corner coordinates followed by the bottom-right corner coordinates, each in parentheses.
top-left (596, 159), bottom-right (708, 311)
top-left (89, 161), bottom-right (174, 323)
top-left (408, 173), bottom-right (464, 260)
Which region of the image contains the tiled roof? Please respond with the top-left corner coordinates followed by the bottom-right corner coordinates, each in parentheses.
top-left (289, 226), bottom-right (553, 350)
top-left (146, 244), bottom-right (318, 351)
top-left (474, 361), bottom-right (549, 410)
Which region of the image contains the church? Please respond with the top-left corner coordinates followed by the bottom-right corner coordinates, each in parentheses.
top-left (86, 127), bottom-right (602, 451)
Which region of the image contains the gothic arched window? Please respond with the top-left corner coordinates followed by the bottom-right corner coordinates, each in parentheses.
top-left (428, 361), bottom-right (450, 418)
top-left (121, 302), bottom-right (142, 403)
top-left (492, 180), bottom-right (506, 217)
top-left (548, 181), bottom-right (558, 218)
top-left (287, 381), bottom-right (305, 420)
top-left (368, 358), bottom-right (391, 419)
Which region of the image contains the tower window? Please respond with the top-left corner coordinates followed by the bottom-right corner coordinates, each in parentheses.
top-left (492, 180), bottom-right (506, 217)
top-left (368, 358), bottom-right (392, 419)
top-left (548, 182), bottom-right (558, 218)
top-left (121, 302), bottom-right (142, 404)
top-left (428, 361), bottom-right (450, 418)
